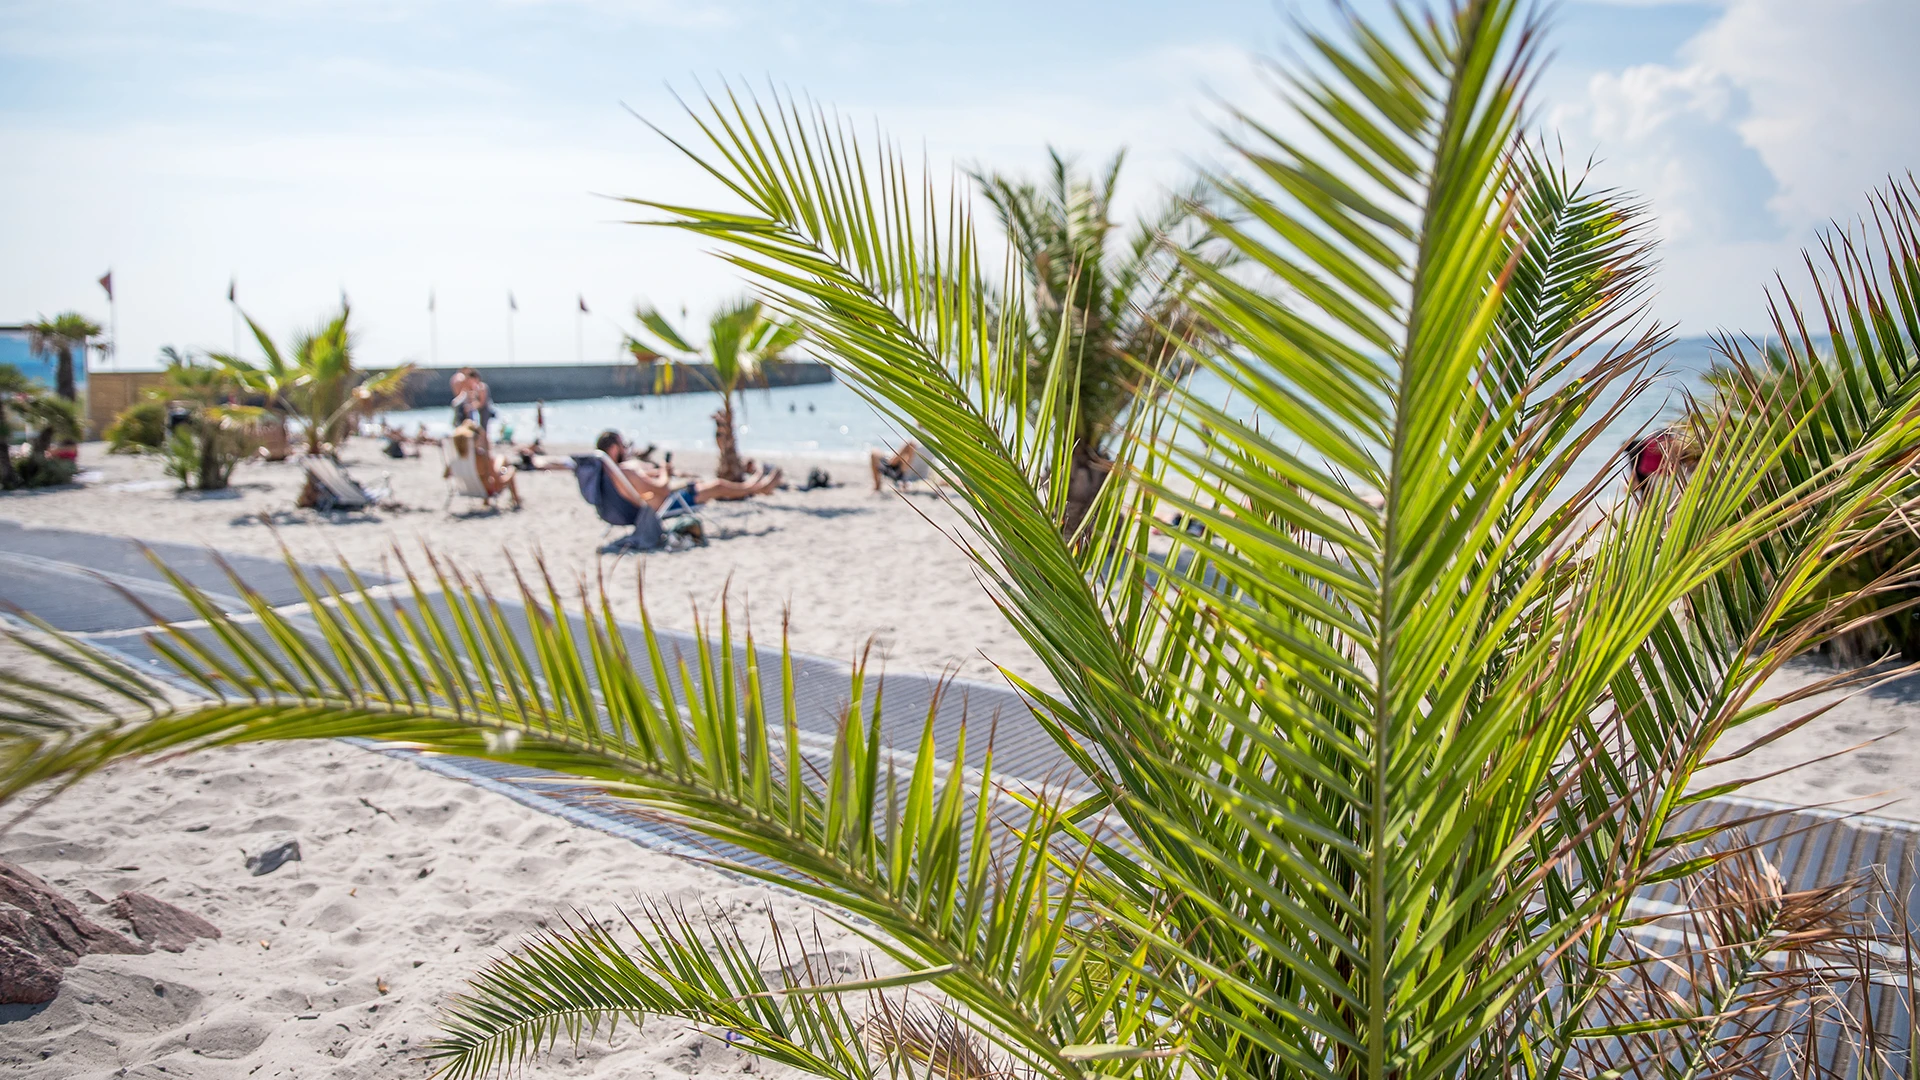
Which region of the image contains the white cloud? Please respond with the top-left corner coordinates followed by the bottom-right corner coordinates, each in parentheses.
top-left (1548, 0), bottom-right (1920, 330)
top-left (1693, 0), bottom-right (1920, 226)
top-left (1557, 62), bottom-right (1781, 244)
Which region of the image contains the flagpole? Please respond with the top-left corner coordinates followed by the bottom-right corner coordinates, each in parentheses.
top-left (96, 270), bottom-right (115, 371)
top-left (228, 277), bottom-right (239, 359)
top-left (507, 292), bottom-right (516, 365)
top-left (576, 296), bottom-right (584, 365)
top-left (429, 289), bottom-right (439, 368)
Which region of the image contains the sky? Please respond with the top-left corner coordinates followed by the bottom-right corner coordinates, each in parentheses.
top-left (1, 0), bottom-right (1915, 373)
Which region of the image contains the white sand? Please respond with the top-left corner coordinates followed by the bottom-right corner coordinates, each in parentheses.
top-left (1, 740), bottom-right (868, 1078)
top-left (5, 439), bottom-right (1920, 1076)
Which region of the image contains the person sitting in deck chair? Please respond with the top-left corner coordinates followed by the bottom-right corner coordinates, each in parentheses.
top-left (571, 431), bottom-right (782, 552)
top-left (446, 421), bottom-right (522, 510)
top-left (870, 442), bottom-right (923, 491)
top-left (592, 431), bottom-right (780, 513)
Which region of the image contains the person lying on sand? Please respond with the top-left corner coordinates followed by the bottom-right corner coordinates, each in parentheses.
top-left (448, 421), bottom-right (522, 510)
top-left (513, 441), bottom-right (576, 472)
top-left (870, 442), bottom-right (921, 491)
top-left (595, 430), bottom-right (780, 513)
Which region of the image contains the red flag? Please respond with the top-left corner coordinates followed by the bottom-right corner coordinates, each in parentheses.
top-left (98, 271), bottom-right (112, 301)
top-left (578, 295), bottom-right (589, 314)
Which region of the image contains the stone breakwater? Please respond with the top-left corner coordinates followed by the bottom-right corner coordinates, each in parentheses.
top-left (395, 360), bottom-right (834, 407)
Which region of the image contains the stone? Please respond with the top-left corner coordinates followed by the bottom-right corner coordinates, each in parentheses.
top-left (0, 862), bottom-right (146, 965)
top-left (0, 862), bottom-right (148, 1006)
top-left (243, 840), bottom-right (301, 877)
top-left (104, 893), bottom-right (221, 953)
top-left (0, 934), bottom-right (62, 1004)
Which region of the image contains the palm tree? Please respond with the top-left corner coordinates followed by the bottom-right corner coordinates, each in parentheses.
top-left (26, 312), bottom-right (101, 402)
top-left (212, 301), bottom-right (412, 456)
top-left (625, 299), bottom-right (800, 482)
top-left (9, 5), bottom-right (1920, 1079)
top-left (970, 150), bottom-right (1222, 537)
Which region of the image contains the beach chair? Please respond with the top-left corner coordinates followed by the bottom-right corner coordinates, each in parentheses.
top-left (570, 452), bottom-right (705, 552)
top-left (441, 442), bottom-right (498, 512)
top-left (302, 456), bottom-right (387, 513)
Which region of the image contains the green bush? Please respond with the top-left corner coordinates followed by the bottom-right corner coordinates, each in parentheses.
top-left (12, 453), bottom-right (76, 488)
top-left (106, 401), bottom-right (168, 453)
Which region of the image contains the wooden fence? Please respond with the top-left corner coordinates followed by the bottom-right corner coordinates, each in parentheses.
top-left (83, 371), bottom-right (170, 440)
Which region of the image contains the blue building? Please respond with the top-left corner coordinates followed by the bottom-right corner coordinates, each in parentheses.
top-left (0, 325), bottom-right (90, 392)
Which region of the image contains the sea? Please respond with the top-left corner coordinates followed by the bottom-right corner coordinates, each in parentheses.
top-left (381, 335), bottom-right (1734, 495)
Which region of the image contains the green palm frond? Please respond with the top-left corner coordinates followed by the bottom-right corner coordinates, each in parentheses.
top-left (433, 905), bottom-right (880, 1080)
top-left (208, 301), bottom-right (403, 453)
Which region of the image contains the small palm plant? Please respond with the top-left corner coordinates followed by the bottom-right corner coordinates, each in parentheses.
top-left (971, 150), bottom-right (1223, 535)
top-left (212, 301), bottom-right (411, 456)
top-left (625, 298), bottom-right (800, 482)
top-left (25, 311), bottom-right (101, 402)
top-left (158, 359), bottom-right (267, 491)
top-left (7, 3), bottom-right (1920, 1078)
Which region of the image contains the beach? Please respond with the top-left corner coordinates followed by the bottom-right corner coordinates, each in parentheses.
top-left (4, 438), bottom-right (1919, 1077)
top-left (0, 438), bottom-right (1022, 1077)
top-left (4, 439), bottom-right (1042, 684)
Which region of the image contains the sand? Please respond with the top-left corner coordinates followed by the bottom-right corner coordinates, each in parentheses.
top-left (5, 438), bottom-right (1920, 1076)
top-left (0, 740), bottom-right (870, 1078)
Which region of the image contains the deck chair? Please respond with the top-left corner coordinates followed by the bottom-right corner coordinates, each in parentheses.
top-left (302, 456), bottom-right (386, 513)
top-left (570, 452), bottom-right (704, 552)
top-left (441, 442), bottom-right (498, 512)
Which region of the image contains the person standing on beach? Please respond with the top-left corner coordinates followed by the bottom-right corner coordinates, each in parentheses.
top-left (466, 370), bottom-right (494, 436)
top-left (449, 369), bottom-right (470, 430)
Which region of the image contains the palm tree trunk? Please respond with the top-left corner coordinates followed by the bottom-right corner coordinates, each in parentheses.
top-left (1061, 437), bottom-right (1112, 541)
top-left (0, 405), bottom-right (18, 489)
top-left (713, 393), bottom-right (746, 483)
top-left (55, 346), bottom-right (76, 402)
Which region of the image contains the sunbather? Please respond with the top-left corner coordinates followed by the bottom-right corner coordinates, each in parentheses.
top-left (870, 442), bottom-right (921, 491)
top-left (593, 431), bottom-right (780, 514)
top-left (447, 421), bottom-right (522, 509)
top-left (512, 440), bottom-right (576, 472)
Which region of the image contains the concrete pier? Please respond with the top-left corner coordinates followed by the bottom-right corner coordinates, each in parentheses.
top-left (397, 361), bottom-right (834, 407)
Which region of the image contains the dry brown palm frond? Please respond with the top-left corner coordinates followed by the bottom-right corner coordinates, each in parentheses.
top-left (864, 994), bottom-right (1016, 1080)
top-left (1570, 844), bottom-right (1906, 1079)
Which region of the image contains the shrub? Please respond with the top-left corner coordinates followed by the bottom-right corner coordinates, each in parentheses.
top-left (105, 400), bottom-right (168, 453)
top-left (12, 454), bottom-right (76, 488)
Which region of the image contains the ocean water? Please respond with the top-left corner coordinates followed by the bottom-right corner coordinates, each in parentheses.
top-left (383, 380), bottom-right (901, 462)
top-left (382, 336), bottom-right (1731, 494)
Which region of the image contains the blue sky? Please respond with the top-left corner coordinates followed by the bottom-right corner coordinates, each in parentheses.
top-left (2, 0), bottom-right (1914, 372)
